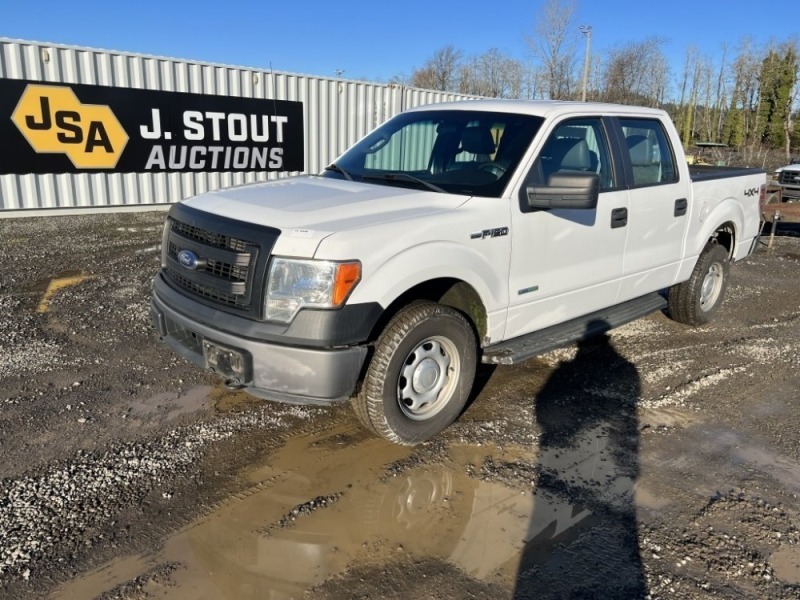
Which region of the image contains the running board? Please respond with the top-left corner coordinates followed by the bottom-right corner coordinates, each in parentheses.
top-left (482, 292), bottom-right (667, 365)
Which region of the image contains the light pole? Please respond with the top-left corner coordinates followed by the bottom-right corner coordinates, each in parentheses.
top-left (579, 25), bottom-right (592, 102)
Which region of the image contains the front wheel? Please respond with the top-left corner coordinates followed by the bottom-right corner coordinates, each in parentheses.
top-left (352, 302), bottom-right (477, 445)
top-left (667, 243), bottom-right (730, 326)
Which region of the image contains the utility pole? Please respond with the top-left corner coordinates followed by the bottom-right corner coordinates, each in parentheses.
top-left (580, 25), bottom-right (592, 102)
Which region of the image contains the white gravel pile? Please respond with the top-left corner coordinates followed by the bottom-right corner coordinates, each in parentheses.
top-left (0, 296), bottom-right (66, 379)
top-left (641, 366), bottom-right (748, 410)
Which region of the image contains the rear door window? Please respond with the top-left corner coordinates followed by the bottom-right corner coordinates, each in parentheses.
top-left (619, 118), bottom-right (678, 187)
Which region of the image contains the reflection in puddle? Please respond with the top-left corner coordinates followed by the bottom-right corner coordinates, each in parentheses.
top-left (57, 411), bottom-right (658, 599)
top-left (55, 426), bottom-right (552, 599)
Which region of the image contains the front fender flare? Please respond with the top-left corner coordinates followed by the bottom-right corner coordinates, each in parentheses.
top-left (346, 241), bottom-right (508, 342)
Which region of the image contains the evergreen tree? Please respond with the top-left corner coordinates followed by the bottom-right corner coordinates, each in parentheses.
top-left (757, 46), bottom-right (798, 148)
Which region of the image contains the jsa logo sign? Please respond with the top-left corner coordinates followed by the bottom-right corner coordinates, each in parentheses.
top-left (11, 84), bottom-right (129, 169)
top-left (0, 78), bottom-right (304, 175)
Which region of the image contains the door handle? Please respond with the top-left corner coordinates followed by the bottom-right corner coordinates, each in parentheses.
top-left (611, 207), bottom-right (628, 228)
top-left (674, 198), bottom-right (688, 217)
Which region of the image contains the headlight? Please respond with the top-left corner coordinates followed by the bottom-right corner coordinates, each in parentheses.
top-left (265, 258), bottom-right (361, 323)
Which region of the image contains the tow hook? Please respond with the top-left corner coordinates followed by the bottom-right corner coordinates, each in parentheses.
top-left (224, 378), bottom-right (245, 391)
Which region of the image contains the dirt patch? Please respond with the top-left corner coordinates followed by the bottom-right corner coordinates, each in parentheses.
top-left (208, 386), bottom-right (264, 414)
top-left (1, 214), bottom-right (800, 599)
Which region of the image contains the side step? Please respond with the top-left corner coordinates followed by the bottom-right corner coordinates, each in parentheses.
top-left (482, 292), bottom-right (667, 365)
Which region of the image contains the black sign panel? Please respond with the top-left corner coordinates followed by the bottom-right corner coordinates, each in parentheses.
top-left (0, 78), bottom-right (304, 174)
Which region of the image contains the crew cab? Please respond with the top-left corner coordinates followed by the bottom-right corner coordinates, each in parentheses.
top-left (151, 100), bottom-right (765, 445)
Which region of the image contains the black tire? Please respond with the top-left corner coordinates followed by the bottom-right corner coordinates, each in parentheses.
top-left (352, 302), bottom-right (477, 445)
top-left (667, 243), bottom-right (730, 326)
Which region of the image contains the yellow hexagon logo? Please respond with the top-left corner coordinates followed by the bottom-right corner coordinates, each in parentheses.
top-left (11, 84), bottom-right (128, 169)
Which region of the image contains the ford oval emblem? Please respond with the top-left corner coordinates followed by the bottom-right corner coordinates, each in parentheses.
top-left (177, 249), bottom-right (199, 270)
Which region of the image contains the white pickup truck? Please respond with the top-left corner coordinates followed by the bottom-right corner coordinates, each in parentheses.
top-left (774, 162), bottom-right (800, 201)
top-left (151, 100), bottom-right (765, 445)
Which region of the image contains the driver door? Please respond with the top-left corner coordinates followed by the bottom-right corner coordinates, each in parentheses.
top-left (505, 117), bottom-right (628, 340)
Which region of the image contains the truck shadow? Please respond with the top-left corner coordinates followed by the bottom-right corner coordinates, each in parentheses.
top-left (514, 323), bottom-right (646, 599)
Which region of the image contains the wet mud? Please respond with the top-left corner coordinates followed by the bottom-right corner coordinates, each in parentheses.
top-left (1, 213), bottom-right (799, 599)
top-left (59, 426), bottom-right (535, 598)
top-left (56, 335), bottom-right (687, 599)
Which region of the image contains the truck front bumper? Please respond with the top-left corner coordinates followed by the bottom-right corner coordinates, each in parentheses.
top-left (151, 289), bottom-right (368, 405)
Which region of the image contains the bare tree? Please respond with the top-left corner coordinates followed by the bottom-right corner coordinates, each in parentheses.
top-left (699, 57), bottom-right (716, 141)
top-left (721, 38), bottom-right (762, 155)
top-left (600, 37), bottom-right (669, 107)
top-left (458, 49), bottom-right (525, 98)
top-left (677, 47), bottom-right (703, 145)
top-left (526, 0), bottom-right (578, 99)
top-left (520, 58), bottom-right (544, 99)
top-left (648, 51), bottom-right (670, 106)
top-left (410, 45), bottom-right (463, 91)
top-left (714, 44), bottom-right (729, 141)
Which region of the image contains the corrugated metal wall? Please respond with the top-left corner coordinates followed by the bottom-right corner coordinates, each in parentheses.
top-left (0, 38), bottom-right (477, 213)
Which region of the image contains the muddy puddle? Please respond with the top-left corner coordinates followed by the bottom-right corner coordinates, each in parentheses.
top-left (55, 415), bottom-right (659, 600)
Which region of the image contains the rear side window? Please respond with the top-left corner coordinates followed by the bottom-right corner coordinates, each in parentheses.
top-left (619, 118), bottom-right (677, 186)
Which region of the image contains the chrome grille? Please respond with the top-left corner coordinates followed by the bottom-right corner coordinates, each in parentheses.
top-left (779, 170), bottom-right (800, 185)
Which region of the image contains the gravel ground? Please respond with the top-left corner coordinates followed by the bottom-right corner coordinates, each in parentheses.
top-left (1, 212), bottom-right (799, 599)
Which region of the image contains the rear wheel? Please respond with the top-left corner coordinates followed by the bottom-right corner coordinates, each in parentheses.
top-left (352, 302), bottom-right (477, 445)
top-left (667, 242), bottom-right (730, 326)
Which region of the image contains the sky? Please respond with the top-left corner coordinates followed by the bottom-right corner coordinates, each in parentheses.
top-left (2, 0), bottom-right (797, 94)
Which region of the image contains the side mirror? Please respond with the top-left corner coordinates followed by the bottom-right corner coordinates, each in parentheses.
top-left (526, 171), bottom-right (600, 210)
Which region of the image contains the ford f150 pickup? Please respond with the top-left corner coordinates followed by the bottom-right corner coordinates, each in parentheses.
top-left (151, 100), bottom-right (766, 445)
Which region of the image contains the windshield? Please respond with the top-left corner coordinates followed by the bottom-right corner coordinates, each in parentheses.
top-left (323, 109), bottom-right (544, 197)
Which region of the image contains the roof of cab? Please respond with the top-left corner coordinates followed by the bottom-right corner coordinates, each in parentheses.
top-left (406, 98), bottom-right (669, 120)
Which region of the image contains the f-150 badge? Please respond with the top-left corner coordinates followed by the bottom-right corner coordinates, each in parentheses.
top-left (470, 227), bottom-right (509, 240)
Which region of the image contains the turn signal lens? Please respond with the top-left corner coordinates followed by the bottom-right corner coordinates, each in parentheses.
top-left (333, 262), bottom-right (361, 305)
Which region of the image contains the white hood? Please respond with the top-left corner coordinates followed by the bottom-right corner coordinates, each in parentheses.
top-left (183, 175), bottom-right (469, 232)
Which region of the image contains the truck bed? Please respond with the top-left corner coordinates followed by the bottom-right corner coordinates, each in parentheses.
top-left (689, 164), bottom-right (766, 182)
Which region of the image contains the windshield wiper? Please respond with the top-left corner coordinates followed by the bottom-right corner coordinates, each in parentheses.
top-left (361, 172), bottom-right (446, 193)
top-left (324, 163), bottom-right (354, 181)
